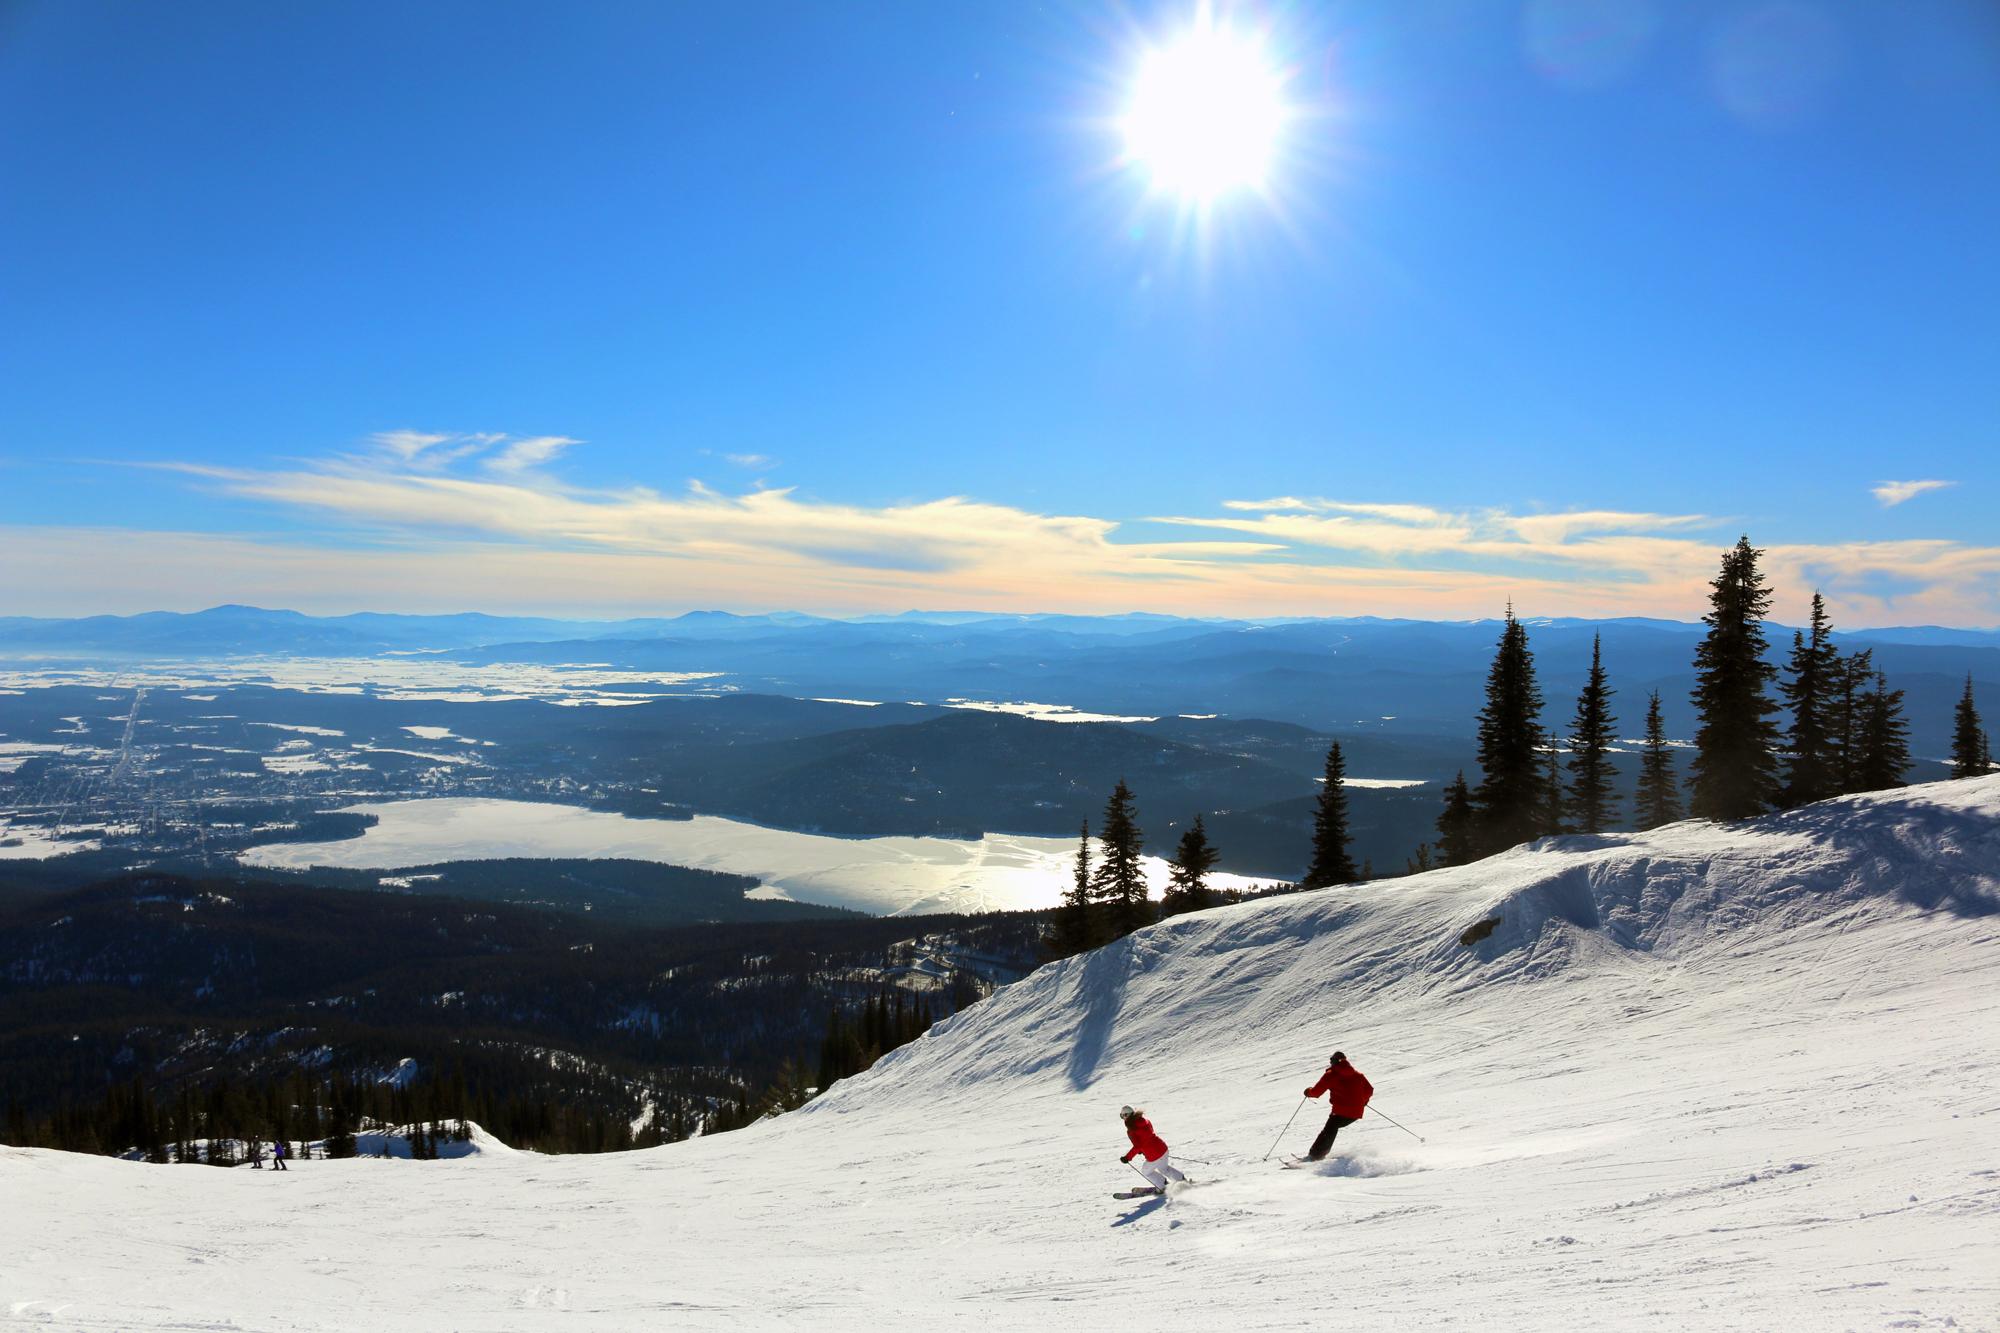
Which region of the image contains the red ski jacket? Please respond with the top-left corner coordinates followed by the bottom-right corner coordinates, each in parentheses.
top-left (1121, 1115), bottom-right (1168, 1163)
top-left (1305, 1063), bottom-right (1374, 1119)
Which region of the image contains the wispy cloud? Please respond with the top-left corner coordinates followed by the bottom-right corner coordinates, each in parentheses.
top-left (39, 436), bottom-right (2000, 625)
top-left (724, 453), bottom-right (778, 471)
top-left (485, 435), bottom-right (581, 476)
top-left (1872, 479), bottom-right (1956, 507)
top-left (368, 429), bottom-right (506, 471)
top-left (1160, 501), bottom-right (1716, 567)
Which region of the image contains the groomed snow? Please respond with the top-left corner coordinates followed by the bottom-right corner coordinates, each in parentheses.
top-left (6, 777), bottom-right (1998, 1329)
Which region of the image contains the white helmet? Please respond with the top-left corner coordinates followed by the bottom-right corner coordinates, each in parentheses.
top-left (1119, 1105), bottom-right (1135, 1120)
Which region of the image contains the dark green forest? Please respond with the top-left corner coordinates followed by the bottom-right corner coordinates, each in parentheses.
top-left (1, 874), bottom-right (1040, 1157)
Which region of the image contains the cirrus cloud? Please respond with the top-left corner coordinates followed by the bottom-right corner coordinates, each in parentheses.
top-left (1871, 479), bottom-right (1957, 507)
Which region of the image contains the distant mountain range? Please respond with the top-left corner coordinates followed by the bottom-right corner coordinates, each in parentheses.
top-left (4, 605), bottom-right (1995, 758)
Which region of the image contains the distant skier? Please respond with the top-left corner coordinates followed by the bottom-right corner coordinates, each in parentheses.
top-left (1301, 1051), bottom-right (1373, 1161)
top-left (1118, 1105), bottom-right (1188, 1194)
top-left (271, 1139), bottom-right (288, 1171)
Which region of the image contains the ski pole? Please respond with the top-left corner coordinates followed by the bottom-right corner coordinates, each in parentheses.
top-left (1263, 1097), bottom-right (1309, 1161)
top-left (1369, 1105), bottom-right (1426, 1143)
top-left (1124, 1160), bottom-right (1160, 1192)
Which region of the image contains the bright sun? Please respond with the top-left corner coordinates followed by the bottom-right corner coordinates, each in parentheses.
top-left (1122, 13), bottom-right (1290, 203)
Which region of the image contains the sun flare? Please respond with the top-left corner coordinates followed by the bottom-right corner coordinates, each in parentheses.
top-left (1121, 13), bottom-right (1291, 202)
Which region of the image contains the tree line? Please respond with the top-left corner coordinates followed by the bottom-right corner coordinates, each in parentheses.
top-left (1431, 536), bottom-right (1988, 865)
top-left (3, 1062), bottom-right (654, 1161)
top-left (1045, 536), bottom-right (1991, 959)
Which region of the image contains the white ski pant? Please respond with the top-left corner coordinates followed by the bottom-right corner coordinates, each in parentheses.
top-left (1136, 1154), bottom-right (1187, 1190)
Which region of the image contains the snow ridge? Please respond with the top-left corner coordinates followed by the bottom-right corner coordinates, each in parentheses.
top-left (3, 776), bottom-right (1998, 1330)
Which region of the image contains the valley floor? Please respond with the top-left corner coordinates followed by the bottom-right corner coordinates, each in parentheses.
top-left (6, 779), bottom-right (2000, 1331)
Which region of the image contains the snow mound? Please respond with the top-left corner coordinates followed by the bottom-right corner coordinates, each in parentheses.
top-left (820, 777), bottom-right (1999, 1114)
top-left (350, 1120), bottom-right (517, 1161)
top-left (4, 777), bottom-right (1998, 1330)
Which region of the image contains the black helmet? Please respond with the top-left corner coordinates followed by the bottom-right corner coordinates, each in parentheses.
top-left (1330, 1051), bottom-right (1347, 1064)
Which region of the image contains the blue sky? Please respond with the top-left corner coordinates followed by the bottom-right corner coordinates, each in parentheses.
top-left (1, 0), bottom-right (1996, 622)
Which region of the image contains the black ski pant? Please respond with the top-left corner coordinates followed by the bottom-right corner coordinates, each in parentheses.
top-left (1307, 1113), bottom-right (1357, 1161)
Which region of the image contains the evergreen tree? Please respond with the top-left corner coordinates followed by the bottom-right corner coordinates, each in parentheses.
top-left (1852, 672), bottom-right (1911, 792)
top-left (1689, 536), bottom-right (1782, 820)
top-left (1435, 771), bottom-right (1478, 866)
top-left (1565, 634), bottom-right (1619, 833)
top-left (1472, 610), bottom-right (1548, 852)
top-left (1539, 747), bottom-right (1568, 837)
top-left (1950, 675), bottom-right (1988, 780)
top-left (1406, 843), bottom-right (1435, 874)
top-left (1830, 648), bottom-right (1875, 793)
top-left (1047, 821), bottom-right (1098, 958)
top-left (1301, 741), bottom-right (1359, 888)
top-left (1090, 779), bottom-right (1150, 938)
top-left (325, 1101), bottom-right (357, 1159)
top-left (1780, 592), bottom-right (1841, 807)
top-left (1633, 691), bottom-right (1683, 829)
top-left (1162, 814), bottom-right (1219, 916)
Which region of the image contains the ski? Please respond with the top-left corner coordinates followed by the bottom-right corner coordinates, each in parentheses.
top-left (1113, 1187), bottom-right (1164, 1200)
top-left (1279, 1155), bottom-right (1315, 1170)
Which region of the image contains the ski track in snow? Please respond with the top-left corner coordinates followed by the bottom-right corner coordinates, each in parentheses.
top-left (4, 777), bottom-right (1999, 1330)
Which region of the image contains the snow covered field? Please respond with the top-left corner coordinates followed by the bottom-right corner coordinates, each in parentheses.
top-left (0, 658), bottom-right (720, 705)
top-left (7, 777), bottom-right (1999, 1330)
top-left (237, 796), bottom-right (1282, 914)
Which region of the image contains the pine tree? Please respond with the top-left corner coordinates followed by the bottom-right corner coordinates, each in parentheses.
top-left (1539, 746), bottom-right (1568, 837)
top-left (1852, 672), bottom-right (1911, 792)
top-left (1090, 779), bottom-right (1150, 937)
top-left (1047, 821), bottom-right (1098, 958)
top-left (1950, 675), bottom-right (1988, 780)
top-left (1406, 843), bottom-right (1435, 874)
top-left (325, 1105), bottom-right (356, 1159)
top-left (1473, 610), bottom-right (1548, 852)
top-left (1302, 741), bottom-right (1359, 888)
top-left (1162, 814), bottom-right (1219, 916)
top-left (1689, 536), bottom-right (1782, 820)
top-left (1780, 592), bottom-right (1841, 807)
top-left (1633, 691), bottom-right (1683, 829)
top-left (1830, 648), bottom-right (1875, 794)
top-left (1565, 634), bottom-right (1619, 833)
top-left (1435, 771), bottom-right (1478, 866)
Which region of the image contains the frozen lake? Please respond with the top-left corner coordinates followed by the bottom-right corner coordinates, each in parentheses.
top-left (237, 797), bottom-right (1280, 916)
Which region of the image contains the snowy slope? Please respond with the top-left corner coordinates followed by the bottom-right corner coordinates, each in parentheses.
top-left (5, 777), bottom-right (1999, 1330)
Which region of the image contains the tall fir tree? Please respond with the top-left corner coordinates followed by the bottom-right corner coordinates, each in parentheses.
top-left (1950, 675), bottom-right (1989, 780)
top-left (1851, 672), bottom-right (1911, 792)
top-left (1162, 814), bottom-right (1219, 917)
top-left (1090, 778), bottom-right (1150, 937)
top-left (1689, 536), bottom-right (1782, 820)
top-left (1302, 740), bottom-right (1359, 888)
top-left (1539, 746), bottom-right (1568, 837)
top-left (1830, 647), bottom-right (1875, 794)
top-left (1565, 634), bottom-right (1619, 833)
top-left (1472, 610), bottom-right (1548, 853)
top-left (1633, 691), bottom-right (1684, 829)
top-left (1047, 820), bottom-right (1097, 958)
top-left (1435, 771), bottom-right (1478, 866)
top-left (1779, 592), bottom-right (1841, 808)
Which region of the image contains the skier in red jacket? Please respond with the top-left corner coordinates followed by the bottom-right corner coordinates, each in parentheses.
top-left (1302, 1051), bottom-right (1373, 1161)
top-left (1118, 1106), bottom-right (1187, 1194)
